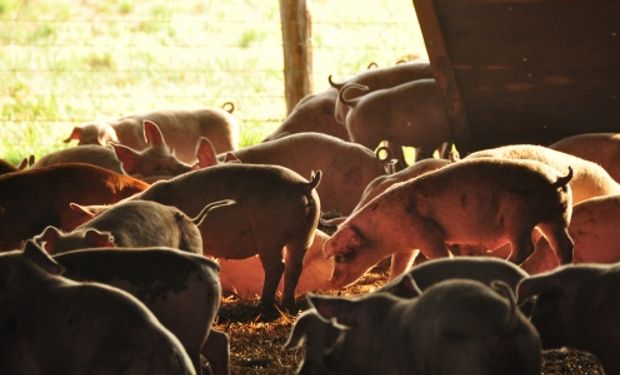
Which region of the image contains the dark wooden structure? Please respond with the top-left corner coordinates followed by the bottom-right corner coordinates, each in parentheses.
top-left (412, 0), bottom-right (620, 154)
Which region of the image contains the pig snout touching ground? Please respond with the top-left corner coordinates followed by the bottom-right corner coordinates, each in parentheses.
top-left (465, 144), bottom-right (620, 205)
top-left (32, 145), bottom-right (125, 174)
top-left (550, 132), bottom-right (620, 183)
top-left (133, 163), bottom-right (322, 315)
top-left (54, 247), bottom-right (226, 375)
top-left (262, 88), bottom-right (350, 143)
top-left (306, 279), bottom-right (541, 375)
top-left (517, 263), bottom-right (620, 375)
top-left (35, 199), bottom-right (235, 255)
top-left (378, 256), bottom-right (529, 298)
top-left (340, 78), bottom-right (452, 168)
top-left (282, 309), bottom-right (346, 375)
top-left (0, 241), bottom-right (196, 375)
top-left (64, 106), bottom-right (239, 163)
top-left (111, 120), bottom-right (195, 181)
top-left (219, 229), bottom-right (334, 298)
top-left (323, 158), bottom-right (574, 288)
top-left (521, 193), bottom-right (620, 274)
top-left (0, 163), bottom-right (149, 251)
top-left (196, 132), bottom-right (387, 215)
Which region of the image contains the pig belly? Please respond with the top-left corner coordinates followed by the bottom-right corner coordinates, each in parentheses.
top-left (422, 199), bottom-right (509, 250)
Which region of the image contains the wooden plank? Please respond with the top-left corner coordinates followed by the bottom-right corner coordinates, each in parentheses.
top-left (411, 0), bottom-right (473, 150)
top-left (413, 0), bottom-right (620, 153)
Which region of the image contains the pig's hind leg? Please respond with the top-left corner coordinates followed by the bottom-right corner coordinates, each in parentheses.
top-left (281, 237), bottom-right (308, 312)
top-left (258, 247), bottom-right (285, 317)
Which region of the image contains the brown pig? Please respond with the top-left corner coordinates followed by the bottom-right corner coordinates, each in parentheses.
top-left (219, 229), bottom-right (334, 298)
top-left (63, 106), bottom-right (239, 163)
top-left (521, 193), bottom-right (620, 274)
top-left (262, 88), bottom-right (349, 142)
top-left (518, 263), bottom-right (620, 375)
top-left (0, 241), bottom-right (195, 375)
top-left (323, 158), bottom-right (574, 288)
top-left (465, 144), bottom-right (620, 205)
top-left (131, 163), bottom-right (322, 312)
top-left (0, 163), bottom-right (149, 250)
top-left (196, 132), bottom-right (387, 215)
top-left (340, 78), bottom-right (452, 168)
top-left (549, 132), bottom-right (620, 183)
top-left (35, 199), bottom-right (235, 255)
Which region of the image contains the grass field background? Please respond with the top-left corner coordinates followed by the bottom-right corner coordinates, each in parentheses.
top-left (0, 0), bottom-right (428, 164)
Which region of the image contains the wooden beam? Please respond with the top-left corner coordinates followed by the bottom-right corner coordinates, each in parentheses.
top-left (279, 0), bottom-right (313, 114)
top-left (412, 0), bottom-right (472, 150)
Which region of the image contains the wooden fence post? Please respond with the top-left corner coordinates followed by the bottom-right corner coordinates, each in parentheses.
top-left (279, 0), bottom-right (313, 114)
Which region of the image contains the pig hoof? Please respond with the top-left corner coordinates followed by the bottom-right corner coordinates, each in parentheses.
top-left (256, 302), bottom-right (282, 322)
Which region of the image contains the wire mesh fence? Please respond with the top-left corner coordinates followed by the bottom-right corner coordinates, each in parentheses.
top-left (0, 0), bottom-right (427, 159)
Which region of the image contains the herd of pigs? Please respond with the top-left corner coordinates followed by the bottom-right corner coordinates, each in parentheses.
top-left (1, 60), bottom-right (619, 374)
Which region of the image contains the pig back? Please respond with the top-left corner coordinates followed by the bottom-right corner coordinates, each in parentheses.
top-left (135, 163), bottom-right (321, 259)
top-left (54, 247), bottom-right (221, 368)
top-left (232, 132), bottom-right (383, 214)
top-left (394, 158), bottom-right (572, 238)
top-left (33, 145), bottom-right (124, 174)
top-left (114, 108), bottom-right (238, 162)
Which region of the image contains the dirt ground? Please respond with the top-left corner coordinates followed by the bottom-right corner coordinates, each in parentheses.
top-left (213, 264), bottom-right (607, 375)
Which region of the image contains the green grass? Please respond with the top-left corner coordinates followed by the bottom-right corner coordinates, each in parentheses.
top-left (0, 0), bottom-right (427, 164)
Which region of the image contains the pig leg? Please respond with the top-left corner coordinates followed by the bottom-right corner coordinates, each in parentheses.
top-left (507, 230), bottom-right (535, 265)
top-left (385, 141), bottom-right (408, 170)
top-left (281, 239), bottom-right (307, 312)
top-left (389, 250), bottom-right (419, 279)
top-left (258, 248), bottom-right (285, 315)
top-left (404, 213), bottom-right (451, 260)
top-left (202, 329), bottom-right (230, 375)
top-left (537, 221), bottom-right (574, 264)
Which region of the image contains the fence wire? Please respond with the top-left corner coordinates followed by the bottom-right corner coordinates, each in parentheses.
top-left (0, 1), bottom-right (427, 156)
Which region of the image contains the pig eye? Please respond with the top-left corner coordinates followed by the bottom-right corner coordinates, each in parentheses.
top-left (335, 252), bottom-right (354, 263)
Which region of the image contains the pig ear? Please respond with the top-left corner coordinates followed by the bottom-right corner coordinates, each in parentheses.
top-left (516, 275), bottom-right (564, 304)
top-left (195, 137), bottom-right (219, 167)
top-left (306, 294), bottom-right (362, 327)
top-left (323, 225), bottom-right (365, 258)
top-left (63, 126), bottom-right (82, 143)
top-left (16, 155), bottom-right (34, 170)
top-left (143, 120), bottom-right (166, 147)
top-left (224, 152), bottom-right (241, 163)
top-left (111, 143), bottom-right (141, 175)
top-left (85, 229), bottom-right (115, 248)
top-left (23, 240), bottom-right (65, 275)
top-left (385, 274), bottom-right (423, 298)
top-left (69, 202), bottom-right (96, 221)
top-left (35, 225), bottom-right (62, 253)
